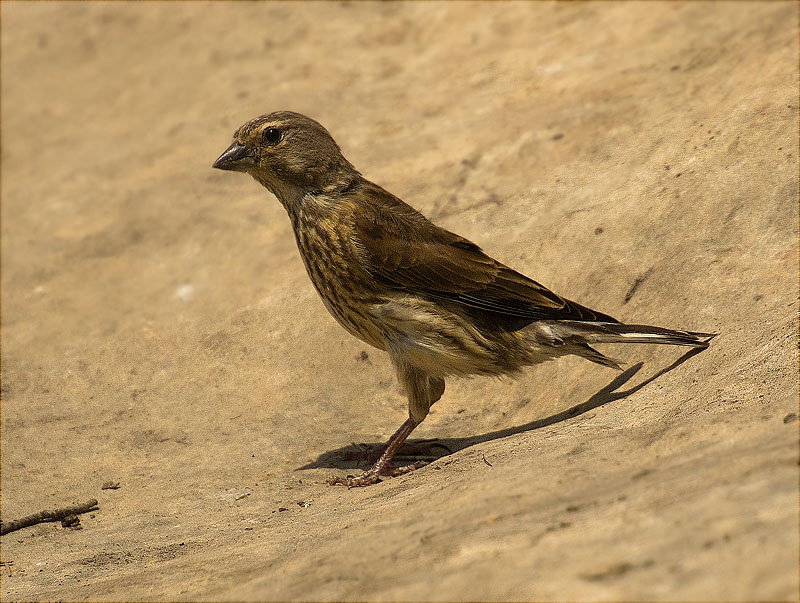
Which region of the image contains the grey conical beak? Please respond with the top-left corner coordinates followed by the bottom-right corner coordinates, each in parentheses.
top-left (212, 141), bottom-right (254, 171)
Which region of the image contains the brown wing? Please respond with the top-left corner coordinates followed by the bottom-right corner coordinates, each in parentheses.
top-left (351, 183), bottom-right (618, 324)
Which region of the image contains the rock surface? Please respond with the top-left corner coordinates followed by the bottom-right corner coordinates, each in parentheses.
top-left (1, 2), bottom-right (797, 600)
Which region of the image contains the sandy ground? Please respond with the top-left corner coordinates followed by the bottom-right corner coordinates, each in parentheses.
top-left (1, 2), bottom-right (798, 601)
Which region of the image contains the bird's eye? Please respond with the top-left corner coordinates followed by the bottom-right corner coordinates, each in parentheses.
top-left (263, 127), bottom-right (281, 144)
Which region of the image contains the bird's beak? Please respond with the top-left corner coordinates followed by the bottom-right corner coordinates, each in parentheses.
top-left (212, 141), bottom-right (254, 171)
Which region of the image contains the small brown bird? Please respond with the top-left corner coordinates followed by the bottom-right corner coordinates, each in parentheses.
top-left (213, 111), bottom-right (714, 487)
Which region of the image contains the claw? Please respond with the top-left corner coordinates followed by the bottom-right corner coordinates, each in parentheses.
top-left (327, 461), bottom-right (426, 488)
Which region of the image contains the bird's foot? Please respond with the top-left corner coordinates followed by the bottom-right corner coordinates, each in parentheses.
top-left (328, 461), bottom-right (426, 488)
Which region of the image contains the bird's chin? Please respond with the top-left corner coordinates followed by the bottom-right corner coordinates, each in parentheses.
top-left (251, 173), bottom-right (307, 209)
top-left (250, 171), bottom-right (274, 189)
top-left (221, 163), bottom-right (253, 174)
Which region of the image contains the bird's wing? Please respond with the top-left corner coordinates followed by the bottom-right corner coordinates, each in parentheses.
top-left (351, 188), bottom-right (618, 323)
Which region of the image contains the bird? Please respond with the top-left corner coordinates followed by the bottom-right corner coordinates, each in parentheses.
top-left (212, 111), bottom-right (715, 487)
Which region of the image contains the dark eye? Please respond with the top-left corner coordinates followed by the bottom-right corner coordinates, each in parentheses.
top-left (263, 127), bottom-right (281, 144)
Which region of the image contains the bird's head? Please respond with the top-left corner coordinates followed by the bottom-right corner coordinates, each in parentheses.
top-left (212, 111), bottom-right (357, 202)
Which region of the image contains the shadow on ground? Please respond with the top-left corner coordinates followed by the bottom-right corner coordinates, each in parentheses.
top-left (300, 347), bottom-right (708, 472)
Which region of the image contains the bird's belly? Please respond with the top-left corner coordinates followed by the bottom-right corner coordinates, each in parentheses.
top-left (370, 295), bottom-right (537, 377)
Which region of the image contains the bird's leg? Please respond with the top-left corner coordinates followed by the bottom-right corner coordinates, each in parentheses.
top-left (329, 359), bottom-right (445, 488)
top-left (329, 417), bottom-right (422, 487)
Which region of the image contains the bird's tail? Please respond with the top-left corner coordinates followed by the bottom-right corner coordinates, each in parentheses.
top-left (551, 320), bottom-right (717, 347)
top-left (539, 320), bottom-right (717, 370)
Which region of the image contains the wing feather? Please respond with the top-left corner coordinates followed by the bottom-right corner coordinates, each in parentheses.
top-left (350, 183), bottom-right (618, 324)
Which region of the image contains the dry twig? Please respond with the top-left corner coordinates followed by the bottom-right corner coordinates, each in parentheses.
top-left (0, 499), bottom-right (98, 535)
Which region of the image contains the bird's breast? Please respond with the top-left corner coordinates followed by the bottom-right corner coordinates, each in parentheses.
top-left (291, 217), bottom-right (387, 350)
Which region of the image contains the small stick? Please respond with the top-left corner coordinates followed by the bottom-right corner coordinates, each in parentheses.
top-left (0, 499), bottom-right (98, 535)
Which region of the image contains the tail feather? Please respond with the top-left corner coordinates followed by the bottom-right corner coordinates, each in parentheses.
top-left (548, 320), bottom-right (717, 348)
top-left (576, 343), bottom-right (624, 370)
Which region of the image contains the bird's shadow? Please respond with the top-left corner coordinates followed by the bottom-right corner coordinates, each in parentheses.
top-left (298, 347), bottom-right (707, 471)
